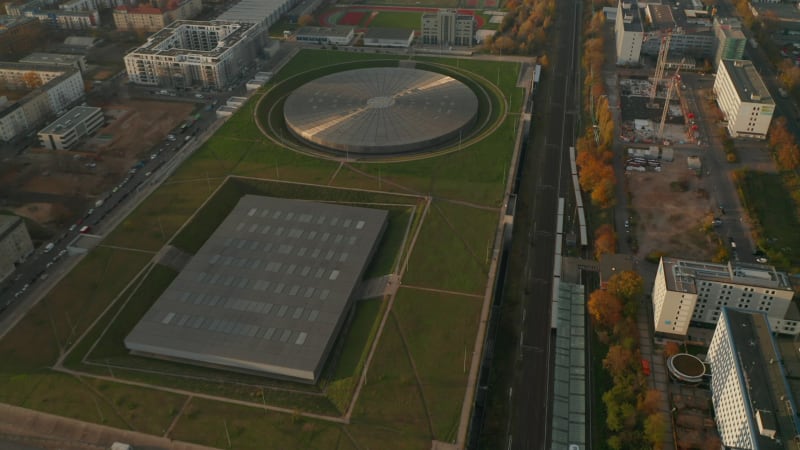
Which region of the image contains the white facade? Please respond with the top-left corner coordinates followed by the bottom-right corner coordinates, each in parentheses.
top-left (294, 26), bottom-right (353, 45)
top-left (38, 105), bottom-right (103, 150)
top-left (363, 28), bottom-right (414, 48)
top-left (651, 257), bottom-right (797, 337)
top-left (714, 59), bottom-right (774, 139)
top-left (0, 216), bottom-right (33, 282)
top-left (708, 308), bottom-right (800, 449)
top-left (0, 64), bottom-right (84, 141)
top-left (615, 0), bottom-right (643, 65)
top-left (216, 0), bottom-right (296, 28)
top-left (124, 20), bottom-right (265, 90)
top-left (421, 9), bottom-right (475, 47)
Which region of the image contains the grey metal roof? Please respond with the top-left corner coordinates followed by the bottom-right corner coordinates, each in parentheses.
top-left (283, 67), bottom-right (478, 157)
top-left (125, 195), bottom-right (388, 383)
top-left (363, 27), bottom-right (414, 40)
top-left (720, 308), bottom-right (800, 450)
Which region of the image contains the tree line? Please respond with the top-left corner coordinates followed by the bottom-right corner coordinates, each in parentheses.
top-left (587, 271), bottom-right (668, 449)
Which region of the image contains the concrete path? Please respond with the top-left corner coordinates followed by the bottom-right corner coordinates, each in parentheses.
top-left (0, 403), bottom-right (220, 450)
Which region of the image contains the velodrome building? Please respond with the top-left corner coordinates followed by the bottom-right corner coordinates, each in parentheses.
top-left (124, 20), bottom-right (266, 90)
top-left (125, 195), bottom-right (388, 383)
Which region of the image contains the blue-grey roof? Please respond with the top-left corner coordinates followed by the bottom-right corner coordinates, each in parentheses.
top-left (125, 195), bottom-right (388, 383)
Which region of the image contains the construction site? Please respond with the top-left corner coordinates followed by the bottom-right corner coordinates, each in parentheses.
top-left (618, 34), bottom-right (705, 147)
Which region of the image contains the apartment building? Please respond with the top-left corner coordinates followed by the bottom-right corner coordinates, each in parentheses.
top-left (651, 257), bottom-right (797, 338)
top-left (20, 52), bottom-right (87, 73)
top-left (0, 63), bottom-right (85, 141)
top-left (714, 59), bottom-right (774, 139)
top-left (707, 308), bottom-right (800, 449)
top-left (615, 0), bottom-right (644, 65)
top-left (420, 9), bottom-right (475, 47)
top-left (124, 20), bottom-right (265, 90)
top-left (113, 0), bottom-right (201, 33)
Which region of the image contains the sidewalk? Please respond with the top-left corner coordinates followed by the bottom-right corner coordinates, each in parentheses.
top-left (0, 403), bottom-right (219, 450)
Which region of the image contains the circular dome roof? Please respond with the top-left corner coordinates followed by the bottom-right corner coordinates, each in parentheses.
top-left (667, 353), bottom-right (706, 384)
top-left (283, 67), bottom-right (479, 157)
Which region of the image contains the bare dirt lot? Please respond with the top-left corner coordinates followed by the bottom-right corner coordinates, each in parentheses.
top-left (626, 152), bottom-right (720, 261)
top-left (0, 99), bottom-right (194, 230)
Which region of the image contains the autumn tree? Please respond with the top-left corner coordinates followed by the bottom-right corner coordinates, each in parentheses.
top-left (606, 271), bottom-right (644, 303)
top-left (603, 381), bottom-right (638, 432)
top-left (779, 60), bottom-right (800, 91)
top-left (22, 71), bottom-right (43, 89)
top-left (296, 14), bottom-right (315, 26)
top-left (638, 389), bottom-right (662, 415)
top-left (663, 341), bottom-right (681, 357)
top-left (588, 289), bottom-right (623, 328)
top-left (594, 224), bottom-right (617, 260)
top-left (643, 413), bottom-right (667, 450)
top-left (603, 344), bottom-right (636, 379)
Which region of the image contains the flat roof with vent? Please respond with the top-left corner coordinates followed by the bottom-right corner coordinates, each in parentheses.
top-left (721, 59), bottom-right (773, 105)
top-left (125, 195), bottom-right (388, 383)
top-left (38, 106), bottom-right (102, 135)
top-left (722, 308), bottom-right (800, 449)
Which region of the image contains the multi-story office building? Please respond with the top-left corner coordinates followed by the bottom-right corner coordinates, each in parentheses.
top-left (651, 257), bottom-right (797, 337)
top-left (0, 63), bottom-right (85, 141)
top-left (420, 9), bottom-right (475, 47)
top-left (0, 215), bottom-right (33, 282)
top-left (615, 0), bottom-right (644, 65)
top-left (708, 308), bottom-right (800, 449)
top-left (714, 59), bottom-right (774, 139)
top-left (713, 17), bottom-right (746, 69)
top-left (38, 105), bottom-right (103, 150)
top-left (113, 0), bottom-right (201, 33)
top-left (124, 20), bottom-right (266, 90)
top-left (20, 52), bottom-right (87, 73)
top-left (640, 1), bottom-right (715, 58)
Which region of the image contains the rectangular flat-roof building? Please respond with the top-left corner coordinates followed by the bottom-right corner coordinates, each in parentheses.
top-left (294, 26), bottom-right (353, 45)
top-left (651, 257), bottom-right (797, 338)
top-left (38, 105), bottom-right (103, 150)
top-left (20, 52), bottom-right (87, 73)
top-left (125, 195), bottom-right (388, 383)
top-left (363, 27), bottom-right (414, 48)
top-left (615, 0), bottom-right (644, 65)
top-left (714, 59), bottom-right (775, 139)
top-left (708, 308), bottom-right (800, 449)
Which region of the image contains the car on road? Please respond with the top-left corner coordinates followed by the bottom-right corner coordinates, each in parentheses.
top-left (68, 223), bottom-right (77, 232)
top-left (87, 208), bottom-right (95, 216)
top-left (756, 257), bottom-right (768, 264)
top-left (712, 217), bottom-right (723, 226)
top-left (150, 153), bottom-right (157, 160)
top-left (167, 134), bottom-right (177, 141)
top-left (729, 237), bottom-right (737, 249)
top-left (79, 225), bottom-right (91, 234)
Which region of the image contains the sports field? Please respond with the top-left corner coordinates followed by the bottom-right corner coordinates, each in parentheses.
top-left (0, 50), bottom-right (524, 449)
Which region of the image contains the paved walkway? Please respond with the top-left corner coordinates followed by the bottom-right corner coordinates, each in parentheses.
top-left (0, 403), bottom-right (219, 450)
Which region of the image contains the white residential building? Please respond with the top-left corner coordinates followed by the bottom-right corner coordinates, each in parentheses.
top-left (38, 105), bottom-right (103, 150)
top-left (614, 0), bottom-right (643, 65)
top-left (651, 257), bottom-right (797, 337)
top-left (0, 63), bottom-right (85, 141)
top-left (714, 59), bottom-right (775, 139)
top-left (124, 20), bottom-right (266, 90)
top-left (708, 308), bottom-right (800, 450)
top-left (421, 9), bottom-right (475, 47)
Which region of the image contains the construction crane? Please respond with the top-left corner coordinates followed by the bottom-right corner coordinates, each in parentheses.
top-left (657, 59), bottom-right (685, 141)
top-left (649, 32), bottom-right (672, 108)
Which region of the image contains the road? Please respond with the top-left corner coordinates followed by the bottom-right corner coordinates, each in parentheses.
top-left (506, 0), bottom-right (580, 448)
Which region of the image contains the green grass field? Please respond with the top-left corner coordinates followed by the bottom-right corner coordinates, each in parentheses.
top-left (0, 49), bottom-right (523, 449)
top-left (736, 170), bottom-right (800, 269)
top-left (367, 11), bottom-right (422, 29)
